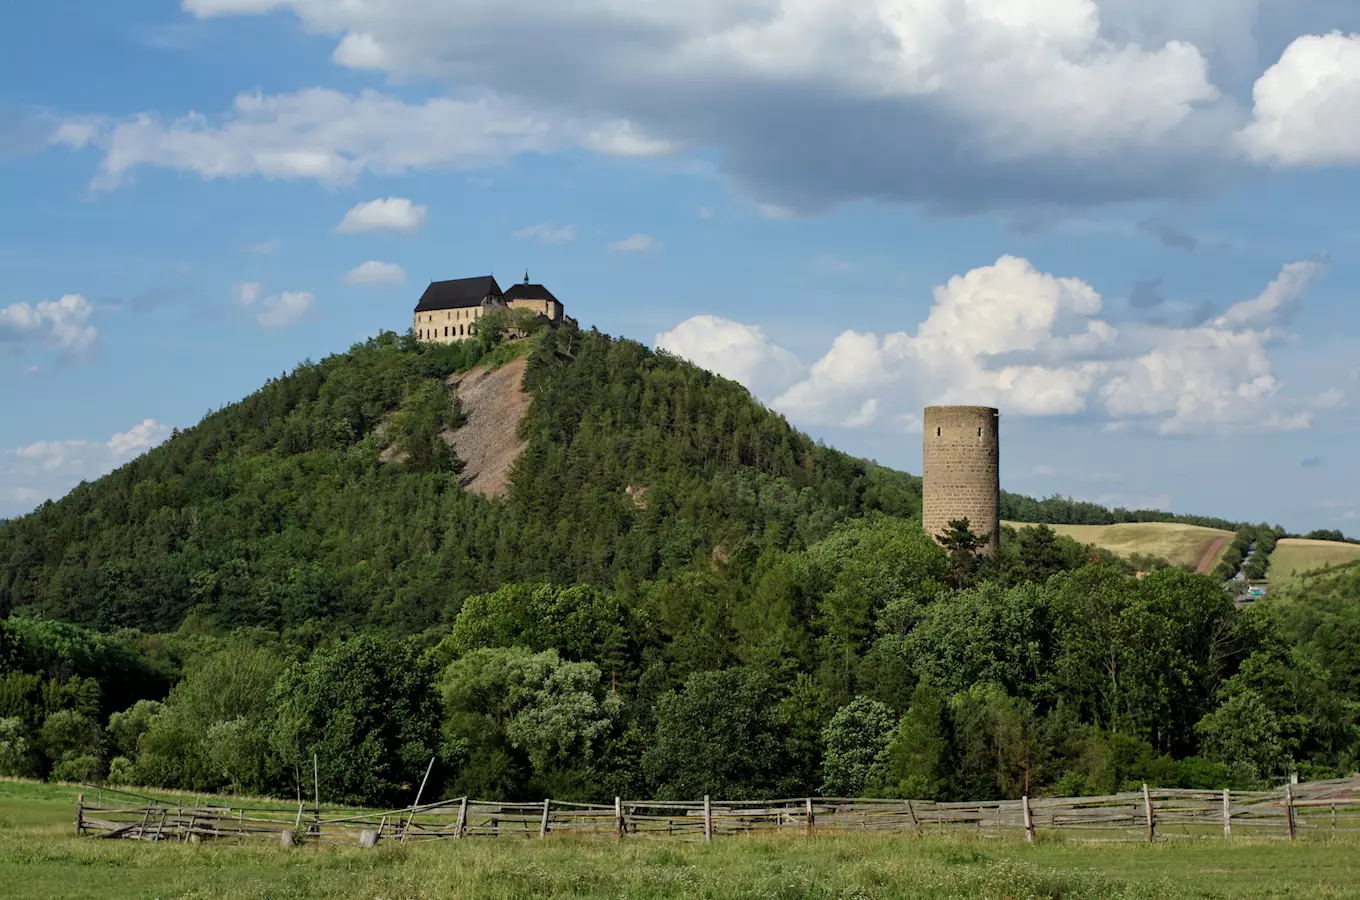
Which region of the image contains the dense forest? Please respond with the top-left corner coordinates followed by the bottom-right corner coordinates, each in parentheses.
top-left (1, 322), bottom-right (1356, 807)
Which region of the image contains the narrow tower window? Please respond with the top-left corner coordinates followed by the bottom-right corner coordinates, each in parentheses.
top-left (936, 427), bottom-right (941, 436)
top-left (978, 427), bottom-right (982, 437)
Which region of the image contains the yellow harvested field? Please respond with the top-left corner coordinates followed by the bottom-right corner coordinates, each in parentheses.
top-left (1269, 539), bottom-right (1360, 584)
top-left (1002, 521), bottom-right (1235, 572)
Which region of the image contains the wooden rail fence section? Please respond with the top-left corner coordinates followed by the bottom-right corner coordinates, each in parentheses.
top-left (75, 776), bottom-right (1360, 846)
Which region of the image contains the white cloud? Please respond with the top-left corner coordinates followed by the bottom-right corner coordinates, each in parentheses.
top-left (655, 315), bottom-right (804, 402)
top-left (1214, 258), bottom-right (1325, 328)
top-left (662, 256), bottom-right (1326, 436)
top-left (2, 418), bottom-right (172, 517)
top-left (334, 197), bottom-right (428, 234)
top-left (333, 31), bottom-right (387, 69)
top-left (1313, 387), bottom-right (1346, 408)
top-left (106, 419), bottom-right (172, 456)
top-left (60, 90), bottom-right (560, 190)
top-left (583, 121), bottom-right (676, 157)
top-left (608, 234), bottom-right (658, 253)
top-left (1240, 32), bottom-right (1360, 167)
top-left (232, 281), bottom-right (313, 328)
top-left (0, 294), bottom-right (98, 357)
top-left (514, 223), bottom-right (576, 243)
top-left (243, 239), bottom-right (280, 254)
top-left (344, 260), bottom-right (406, 286)
top-left (256, 292), bottom-right (314, 329)
top-left (232, 281), bottom-right (262, 308)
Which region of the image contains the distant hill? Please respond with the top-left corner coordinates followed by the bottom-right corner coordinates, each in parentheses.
top-left (1002, 521), bottom-right (1234, 573)
top-left (1269, 539), bottom-right (1360, 586)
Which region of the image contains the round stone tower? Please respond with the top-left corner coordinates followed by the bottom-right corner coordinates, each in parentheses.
top-left (922, 406), bottom-right (1000, 555)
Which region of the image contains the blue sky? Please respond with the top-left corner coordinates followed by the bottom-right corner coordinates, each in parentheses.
top-left (2, 0), bottom-right (1359, 533)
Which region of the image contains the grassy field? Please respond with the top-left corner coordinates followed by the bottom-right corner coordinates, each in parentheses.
top-left (1269, 539), bottom-right (1360, 585)
top-left (5, 781), bottom-right (1360, 899)
top-left (1004, 521), bottom-right (1235, 572)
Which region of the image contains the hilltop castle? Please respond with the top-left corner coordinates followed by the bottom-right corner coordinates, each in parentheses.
top-left (413, 273), bottom-right (574, 343)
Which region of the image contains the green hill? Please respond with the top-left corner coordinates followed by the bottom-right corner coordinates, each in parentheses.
top-left (0, 327), bottom-right (919, 635)
top-left (2, 321), bottom-right (1357, 810)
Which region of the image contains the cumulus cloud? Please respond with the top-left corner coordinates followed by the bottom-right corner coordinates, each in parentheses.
top-left (64, 0), bottom-right (1338, 213)
top-left (655, 315), bottom-right (805, 402)
top-left (1239, 32), bottom-right (1360, 167)
top-left (42, 4), bottom-right (1360, 212)
top-left (344, 260), bottom-right (406, 286)
top-left (608, 234), bottom-right (658, 253)
top-left (0, 294), bottom-right (98, 357)
top-left (662, 255), bottom-right (1332, 435)
top-left (232, 281), bottom-right (314, 329)
top-left (2, 418), bottom-right (172, 517)
top-left (256, 292), bottom-right (314, 329)
top-left (334, 197), bottom-right (428, 234)
top-left (514, 223), bottom-right (576, 243)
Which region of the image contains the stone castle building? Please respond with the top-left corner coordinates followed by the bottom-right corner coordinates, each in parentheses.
top-left (922, 405), bottom-right (1001, 556)
top-left (413, 273), bottom-right (573, 343)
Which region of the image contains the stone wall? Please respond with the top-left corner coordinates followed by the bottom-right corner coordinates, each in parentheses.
top-left (414, 304), bottom-right (488, 343)
top-left (922, 405), bottom-right (1000, 555)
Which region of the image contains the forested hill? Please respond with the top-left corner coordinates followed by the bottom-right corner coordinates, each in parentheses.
top-left (0, 326), bottom-right (921, 635)
top-left (5, 321), bottom-right (1357, 807)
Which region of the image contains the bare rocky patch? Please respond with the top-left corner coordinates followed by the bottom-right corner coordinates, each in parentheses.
top-left (445, 356), bottom-right (531, 497)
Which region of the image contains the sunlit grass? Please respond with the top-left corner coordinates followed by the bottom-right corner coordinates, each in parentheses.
top-left (4, 780), bottom-right (1359, 899)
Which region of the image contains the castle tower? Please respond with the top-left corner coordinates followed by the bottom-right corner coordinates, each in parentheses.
top-left (922, 406), bottom-right (1000, 555)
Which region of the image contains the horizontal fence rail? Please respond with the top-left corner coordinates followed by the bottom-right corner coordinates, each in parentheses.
top-left (75, 776), bottom-right (1360, 847)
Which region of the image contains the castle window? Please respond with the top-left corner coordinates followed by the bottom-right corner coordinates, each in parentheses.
top-left (977, 427), bottom-right (982, 437)
top-left (936, 427), bottom-right (941, 437)
top-left (444, 327), bottom-right (448, 337)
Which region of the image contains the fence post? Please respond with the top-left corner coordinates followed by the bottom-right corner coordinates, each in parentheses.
top-left (1142, 784), bottom-right (1155, 843)
top-left (455, 798), bottom-right (468, 839)
top-left (539, 798), bottom-right (551, 839)
top-left (805, 798), bottom-right (815, 839)
top-left (906, 799), bottom-right (921, 835)
top-left (704, 795), bottom-right (713, 843)
top-left (76, 793), bottom-right (84, 836)
top-left (1332, 804), bottom-right (1337, 838)
top-left (615, 797), bottom-right (624, 840)
top-left (1022, 796), bottom-right (1034, 843)
top-left (1284, 783), bottom-right (1296, 841)
top-left (1222, 789), bottom-right (1231, 840)
top-left (401, 756), bottom-right (437, 844)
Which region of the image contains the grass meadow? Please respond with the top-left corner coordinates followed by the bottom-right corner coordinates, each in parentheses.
top-left (1003, 522), bottom-right (1234, 571)
top-left (5, 781), bottom-right (1360, 899)
top-left (1269, 539), bottom-right (1360, 585)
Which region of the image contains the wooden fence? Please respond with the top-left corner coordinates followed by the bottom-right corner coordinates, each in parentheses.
top-left (76, 776), bottom-right (1360, 846)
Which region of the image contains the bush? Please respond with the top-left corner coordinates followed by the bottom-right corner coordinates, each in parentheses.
top-left (821, 697), bottom-right (896, 796)
top-left (50, 754), bottom-right (101, 783)
top-left (0, 717), bottom-right (38, 777)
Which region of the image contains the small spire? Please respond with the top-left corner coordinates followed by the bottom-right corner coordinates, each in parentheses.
top-left (524, 269), bottom-right (530, 285)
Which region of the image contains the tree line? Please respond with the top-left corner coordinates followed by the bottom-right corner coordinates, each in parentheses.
top-left (3, 518), bottom-right (1356, 806)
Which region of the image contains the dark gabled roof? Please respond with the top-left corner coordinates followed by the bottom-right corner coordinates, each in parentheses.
top-left (414, 276), bottom-right (502, 312)
top-left (504, 282), bottom-right (559, 304)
